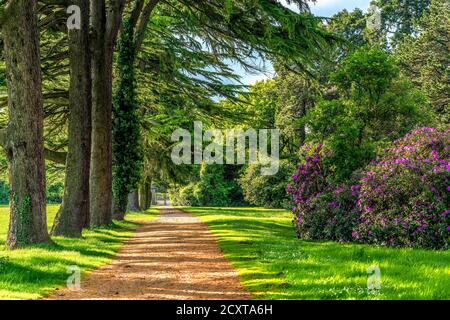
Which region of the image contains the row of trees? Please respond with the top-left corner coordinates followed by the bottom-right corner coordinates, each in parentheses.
top-left (0, 0), bottom-right (335, 248)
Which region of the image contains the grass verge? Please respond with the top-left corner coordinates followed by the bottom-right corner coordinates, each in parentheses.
top-left (0, 204), bottom-right (159, 300)
top-left (181, 206), bottom-right (450, 300)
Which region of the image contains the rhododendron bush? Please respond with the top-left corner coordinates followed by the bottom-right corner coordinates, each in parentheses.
top-left (288, 128), bottom-right (449, 249)
top-left (354, 127), bottom-right (449, 249)
top-left (287, 144), bottom-right (359, 242)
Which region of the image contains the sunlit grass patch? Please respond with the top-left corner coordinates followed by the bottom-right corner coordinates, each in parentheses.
top-left (181, 206), bottom-right (450, 300)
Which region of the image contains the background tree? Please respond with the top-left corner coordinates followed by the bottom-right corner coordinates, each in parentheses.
top-left (373, 0), bottom-right (431, 48)
top-left (305, 47), bottom-right (431, 181)
top-left (395, 0), bottom-right (449, 124)
top-left (112, 17), bottom-right (143, 220)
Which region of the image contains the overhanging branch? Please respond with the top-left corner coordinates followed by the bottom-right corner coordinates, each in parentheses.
top-left (0, 128), bottom-right (67, 164)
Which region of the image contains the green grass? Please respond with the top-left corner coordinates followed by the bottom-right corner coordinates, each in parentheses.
top-left (0, 204), bottom-right (159, 300)
top-left (181, 206), bottom-right (450, 300)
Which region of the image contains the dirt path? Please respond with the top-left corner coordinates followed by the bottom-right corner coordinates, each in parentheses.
top-left (49, 208), bottom-right (250, 300)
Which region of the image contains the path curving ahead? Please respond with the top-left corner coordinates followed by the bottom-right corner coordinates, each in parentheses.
top-left (49, 208), bottom-right (250, 300)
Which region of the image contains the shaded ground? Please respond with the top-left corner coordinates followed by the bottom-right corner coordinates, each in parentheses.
top-left (49, 208), bottom-right (250, 300)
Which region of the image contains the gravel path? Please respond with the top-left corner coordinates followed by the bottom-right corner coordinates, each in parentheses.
top-left (49, 208), bottom-right (250, 300)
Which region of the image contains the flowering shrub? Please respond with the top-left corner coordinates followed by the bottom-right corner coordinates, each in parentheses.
top-left (288, 128), bottom-right (449, 249)
top-left (287, 144), bottom-right (359, 242)
top-left (354, 127), bottom-right (450, 249)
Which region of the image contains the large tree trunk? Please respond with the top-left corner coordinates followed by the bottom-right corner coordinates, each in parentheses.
top-left (52, 0), bottom-right (92, 237)
top-left (89, 0), bottom-right (126, 227)
top-left (127, 190), bottom-right (140, 211)
top-left (3, 0), bottom-right (50, 248)
top-left (89, 0), bottom-right (112, 227)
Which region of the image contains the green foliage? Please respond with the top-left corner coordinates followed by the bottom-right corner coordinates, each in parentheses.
top-left (373, 0), bottom-right (431, 48)
top-left (275, 70), bottom-right (318, 156)
top-left (170, 163), bottom-right (245, 207)
top-left (0, 181), bottom-right (8, 204)
top-left (112, 18), bottom-right (144, 212)
top-left (327, 8), bottom-right (369, 47)
top-left (332, 47), bottom-right (399, 97)
top-left (238, 160), bottom-right (294, 209)
top-left (306, 48), bottom-right (431, 181)
top-left (46, 182), bottom-right (64, 204)
top-left (395, 0), bottom-right (450, 124)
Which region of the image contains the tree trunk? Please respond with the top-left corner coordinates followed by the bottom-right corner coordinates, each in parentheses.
top-left (112, 197), bottom-right (125, 220)
top-left (139, 185), bottom-right (147, 210)
top-left (89, 0), bottom-right (113, 227)
top-left (89, 0), bottom-right (126, 227)
top-left (147, 184), bottom-right (152, 206)
top-left (52, 0), bottom-right (92, 237)
top-left (139, 180), bottom-right (150, 210)
top-left (127, 190), bottom-right (140, 211)
top-left (3, 0), bottom-right (50, 248)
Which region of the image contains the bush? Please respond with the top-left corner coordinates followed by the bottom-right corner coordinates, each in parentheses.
top-left (0, 181), bottom-right (9, 204)
top-left (170, 163), bottom-right (246, 207)
top-left (354, 127), bottom-right (450, 249)
top-left (46, 182), bottom-right (64, 204)
top-left (239, 160), bottom-right (294, 209)
top-left (289, 128), bottom-right (449, 249)
top-left (287, 144), bottom-right (359, 242)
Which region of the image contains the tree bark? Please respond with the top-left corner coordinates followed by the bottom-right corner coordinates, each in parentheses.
top-left (52, 0), bottom-right (92, 237)
top-left (139, 179), bottom-right (151, 210)
top-left (89, 0), bottom-right (126, 227)
top-left (112, 197), bottom-right (125, 220)
top-left (127, 190), bottom-right (140, 211)
top-left (3, 0), bottom-right (50, 248)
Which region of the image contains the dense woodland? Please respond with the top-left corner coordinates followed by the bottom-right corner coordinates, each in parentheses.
top-left (0, 0), bottom-right (448, 250)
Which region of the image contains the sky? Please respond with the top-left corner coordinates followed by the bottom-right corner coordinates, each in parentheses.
top-left (236, 0), bottom-right (372, 85)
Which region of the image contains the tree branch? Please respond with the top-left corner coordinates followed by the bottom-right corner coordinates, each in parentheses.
top-left (0, 129), bottom-right (67, 164)
top-left (106, 0), bottom-right (127, 46)
top-left (44, 148), bottom-right (68, 164)
top-left (129, 0), bottom-right (145, 30)
top-left (134, 0), bottom-right (160, 51)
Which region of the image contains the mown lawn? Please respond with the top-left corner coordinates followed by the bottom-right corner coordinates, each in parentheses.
top-left (0, 204), bottom-right (158, 300)
top-left (181, 207), bottom-right (450, 300)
